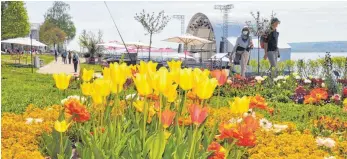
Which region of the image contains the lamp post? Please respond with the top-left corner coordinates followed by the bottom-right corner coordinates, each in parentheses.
top-left (30, 33), bottom-right (33, 73)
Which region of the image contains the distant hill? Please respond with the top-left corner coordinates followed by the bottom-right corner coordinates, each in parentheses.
top-left (288, 41), bottom-right (347, 52)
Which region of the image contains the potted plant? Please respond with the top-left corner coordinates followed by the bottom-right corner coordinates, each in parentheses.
top-left (79, 30), bottom-right (104, 64)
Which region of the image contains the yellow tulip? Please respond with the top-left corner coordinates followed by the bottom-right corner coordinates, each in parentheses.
top-left (343, 98), bottom-right (347, 106)
top-left (93, 78), bottom-right (111, 97)
top-left (81, 82), bottom-right (92, 96)
top-left (54, 120), bottom-right (70, 133)
top-left (229, 96), bottom-right (250, 114)
top-left (138, 61), bottom-right (157, 75)
top-left (167, 60), bottom-right (182, 72)
top-left (110, 82), bottom-right (123, 94)
top-left (179, 68), bottom-right (193, 90)
top-left (53, 73), bottom-right (71, 90)
top-left (156, 67), bottom-right (172, 93)
top-left (194, 78), bottom-right (218, 100)
top-left (91, 90), bottom-right (104, 105)
top-left (102, 67), bottom-right (111, 81)
top-left (82, 68), bottom-right (94, 82)
top-left (110, 62), bottom-right (129, 86)
top-left (163, 84), bottom-right (178, 102)
top-left (133, 73), bottom-right (152, 96)
top-left (192, 68), bottom-right (209, 89)
top-left (133, 100), bottom-right (156, 123)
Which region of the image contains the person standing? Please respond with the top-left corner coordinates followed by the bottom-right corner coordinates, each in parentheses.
top-left (230, 26), bottom-right (253, 78)
top-left (264, 17), bottom-right (280, 77)
top-left (63, 51), bottom-right (67, 64)
top-left (72, 52), bottom-right (79, 73)
top-left (68, 51), bottom-right (72, 64)
top-left (54, 50), bottom-right (58, 62)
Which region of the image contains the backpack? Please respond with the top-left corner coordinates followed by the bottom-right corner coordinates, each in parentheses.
top-left (73, 54), bottom-right (77, 62)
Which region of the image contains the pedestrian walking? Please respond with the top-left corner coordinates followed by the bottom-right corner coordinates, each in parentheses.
top-left (72, 52), bottom-right (79, 73)
top-left (229, 26), bottom-right (253, 78)
top-left (54, 50), bottom-right (58, 62)
top-left (68, 51), bottom-right (72, 64)
top-left (264, 17), bottom-right (280, 77)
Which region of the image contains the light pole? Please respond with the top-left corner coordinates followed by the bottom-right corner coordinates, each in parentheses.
top-left (214, 4), bottom-right (233, 53)
top-left (173, 15), bottom-right (185, 53)
top-left (30, 33), bottom-right (33, 73)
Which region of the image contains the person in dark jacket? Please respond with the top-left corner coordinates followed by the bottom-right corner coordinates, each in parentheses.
top-left (264, 17), bottom-right (280, 77)
top-left (54, 50), bottom-right (58, 62)
top-left (68, 51), bottom-right (72, 64)
top-left (72, 52), bottom-right (79, 73)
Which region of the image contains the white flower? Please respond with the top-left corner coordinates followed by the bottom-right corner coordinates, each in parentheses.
top-left (304, 79), bottom-right (311, 84)
top-left (243, 109), bottom-right (254, 117)
top-left (61, 95), bottom-right (86, 104)
top-left (273, 124), bottom-right (288, 133)
top-left (126, 93), bottom-right (139, 100)
top-left (259, 118), bottom-right (272, 130)
top-left (324, 138), bottom-right (336, 148)
top-left (35, 118), bottom-right (43, 123)
top-left (316, 137), bottom-right (325, 146)
top-left (255, 76), bottom-right (264, 83)
top-left (321, 83), bottom-right (325, 87)
top-left (316, 137), bottom-right (336, 148)
top-left (324, 156), bottom-right (336, 159)
top-left (95, 73), bottom-right (103, 78)
top-left (25, 118), bottom-right (34, 124)
top-left (295, 76), bottom-right (301, 80)
top-left (322, 77), bottom-right (326, 80)
top-left (228, 117), bottom-right (243, 124)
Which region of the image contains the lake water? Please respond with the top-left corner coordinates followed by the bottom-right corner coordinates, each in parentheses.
top-left (291, 52), bottom-right (347, 60)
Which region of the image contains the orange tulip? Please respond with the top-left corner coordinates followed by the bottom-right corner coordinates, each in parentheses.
top-left (210, 69), bottom-right (228, 86)
top-left (188, 104), bottom-right (208, 126)
top-left (249, 95), bottom-right (268, 110)
top-left (160, 109), bottom-right (176, 129)
top-left (207, 142), bottom-right (226, 159)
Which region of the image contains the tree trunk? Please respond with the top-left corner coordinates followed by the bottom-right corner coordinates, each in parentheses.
top-left (149, 33), bottom-right (152, 61)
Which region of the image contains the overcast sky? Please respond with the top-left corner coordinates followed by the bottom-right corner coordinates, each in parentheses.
top-left (25, 1), bottom-right (347, 51)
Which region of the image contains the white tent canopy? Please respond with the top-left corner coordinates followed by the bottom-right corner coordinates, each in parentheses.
top-left (1, 37), bottom-right (46, 47)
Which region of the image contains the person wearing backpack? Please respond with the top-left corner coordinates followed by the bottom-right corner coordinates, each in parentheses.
top-left (263, 17), bottom-right (280, 77)
top-left (229, 26), bottom-right (254, 78)
top-left (68, 51), bottom-right (72, 64)
top-left (72, 52), bottom-right (79, 73)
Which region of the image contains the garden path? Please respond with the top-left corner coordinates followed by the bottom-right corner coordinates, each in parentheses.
top-left (37, 57), bottom-right (82, 76)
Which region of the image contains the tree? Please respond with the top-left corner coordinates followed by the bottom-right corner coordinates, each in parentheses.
top-left (245, 11), bottom-right (276, 74)
top-left (79, 30), bottom-right (104, 63)
top-left (134, 10), bottom-right (170, 60)
top-left (39, 20), bottom-right (67, 52)
top-left (44, 1), bottom-right (76, 41)
top-left (1, 1), bottom-right (30, 39)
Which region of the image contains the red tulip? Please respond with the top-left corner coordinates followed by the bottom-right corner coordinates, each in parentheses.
top-left (210, 69), bottom-right (228, 86)
top-left (189, 104), bottom-right (208, 126)
top-left (343, 87), bottom-right (347, 97)
top-left (207, 142), bottom-right (226, 159)
top-left (161, 109), bottom-right (176, 129)
top-left (65, 99), bottom-right (90, 122)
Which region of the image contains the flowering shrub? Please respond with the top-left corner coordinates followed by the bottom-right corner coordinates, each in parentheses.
top-left (1, 104), bottom-right (61, 159)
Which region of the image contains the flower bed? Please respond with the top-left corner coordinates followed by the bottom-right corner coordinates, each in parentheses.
top-left (2, 60), bottom-right (347, 159)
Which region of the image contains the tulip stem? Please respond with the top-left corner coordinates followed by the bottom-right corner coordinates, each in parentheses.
top-left (60, 132), bottom-right (63, 157)
top-left (217, 86), bottom-right (221, 108)
top-left (188, 125), bottom-right (198, 159)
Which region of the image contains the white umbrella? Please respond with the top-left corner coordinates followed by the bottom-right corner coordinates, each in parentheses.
top-left (162, 33), bottom-right (212, 60)
top-left (96, 42), bottom-right (125, 48)
top-left (124, 41), bottom-right (152, 53)
top-left (1, 37), bottom-right (46, 47)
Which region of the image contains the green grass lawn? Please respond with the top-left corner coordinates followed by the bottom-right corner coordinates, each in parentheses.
top-left (80, 63), bottom-right (103, 72)
top-left (1, 61), bottom-right (80, 113)
top-left (1, 54), bottom-right (55, 66)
